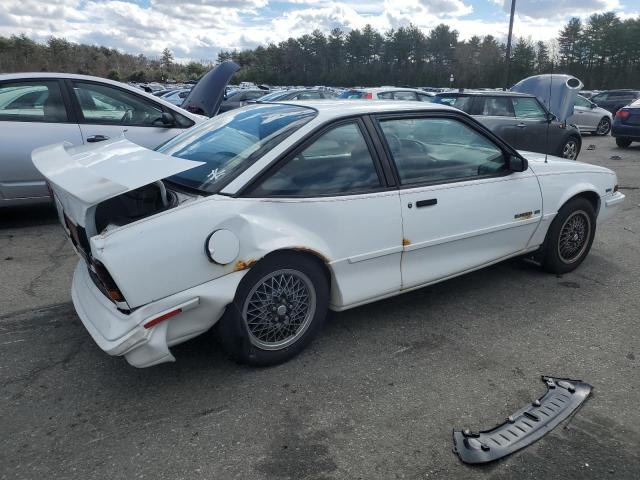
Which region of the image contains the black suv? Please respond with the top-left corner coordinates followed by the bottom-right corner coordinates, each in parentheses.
top-left (433, 91), bottom-right (582, 159)
top-left (589, 90), bottom-right (640, 115)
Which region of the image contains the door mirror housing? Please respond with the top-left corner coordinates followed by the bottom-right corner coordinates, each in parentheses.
top-left (590, 103), bottom-right (597, 109)
top-left (545, 111), bottom-right (557, 123)
top-left (158, 111), bottom-right (176, 126)
top-left (508, 155), bottom-right (528, 172)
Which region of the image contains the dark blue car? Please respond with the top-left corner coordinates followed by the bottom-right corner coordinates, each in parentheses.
top-left (612, 99), bottom-right (640, 148)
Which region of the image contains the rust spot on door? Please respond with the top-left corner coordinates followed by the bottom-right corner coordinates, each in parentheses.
top-left (402, 238), bottom-right (411, 246)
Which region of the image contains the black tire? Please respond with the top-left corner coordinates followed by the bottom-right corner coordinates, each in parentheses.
top-left (215, 252), bottom-right (329, 366)
top-left (559, 136), bottom-right (580, 160)
top-left (616, 137), bottom-right (632, 148)
top-left (542, 197), bottom-right (596, 274)
top-left (595, 117), bottom-right (611, 136)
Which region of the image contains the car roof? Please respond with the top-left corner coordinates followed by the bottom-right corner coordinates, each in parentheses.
top-left (436, 90), bottom-right (534, 97)
top-left (348, 87), bottom-right (431, 94)
top-left (265, 99), bottom-right (457, 119)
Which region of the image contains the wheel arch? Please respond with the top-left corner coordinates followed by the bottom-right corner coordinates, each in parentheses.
top-left (560, 190), bottom-right (600, 216)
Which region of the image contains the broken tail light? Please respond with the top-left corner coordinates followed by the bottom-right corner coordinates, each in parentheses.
top-left (90, 260), bottom-right (126, 303)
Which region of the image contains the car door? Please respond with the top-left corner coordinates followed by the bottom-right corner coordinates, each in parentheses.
top-left (510, 96), bottom-right (550, 152)
top-left (245, 119), bottom-right (403, 307)
top-left (0, 79), bottom-right (82, 201)
top-left (470, 96), bottom-right (519, 147)
top-left (68, 80), bottom-right (189, 150)
top-left (375, 114), bottom-right (542, 289)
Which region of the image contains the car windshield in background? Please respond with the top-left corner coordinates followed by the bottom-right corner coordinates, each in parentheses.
top-left (160, 104), bottom-right (317, 194)
top-left (339, 90), bottom-right (366, 99)
top-left (259, 91), bottom-right (291, 101)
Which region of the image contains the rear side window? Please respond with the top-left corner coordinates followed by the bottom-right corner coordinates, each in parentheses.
top-left (295, 91), bottom-right (322, 100)
top-left (393, 91), bottom-right (418, 101)
top-left (0, 81), bottom-right (67, 122)
top-left (250, 122), bottom-right (381, 197)
top-left (475, 96), bottom-right (514, 117)
top-left (377, 92), bottom-right (394, 100)
top-left (512, 97), bottom-right (546, 119)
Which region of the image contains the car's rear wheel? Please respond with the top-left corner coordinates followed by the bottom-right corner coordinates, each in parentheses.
top-left (616, 137), bottom-right (632, 148)
top-left (559, 137), bottom-right (580, 159)
top-left (596, 117), bottom-right (611, 135)
top-left (216, 252), bottom-right (329, 366)
top-left (542, 197), bottom-right (596, 274)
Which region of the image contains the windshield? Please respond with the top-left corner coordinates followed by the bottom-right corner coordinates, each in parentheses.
top-left (160, 104), bottom-right (316, 194)
top-left (259, 90), bottom-right (292, 101)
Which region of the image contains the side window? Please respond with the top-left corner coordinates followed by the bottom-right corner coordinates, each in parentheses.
top-left (575, 96), bottom-right (591, 108)
top-left (512, 97), bottom-right (546, 119)
top-left (591, 93), bottom-right (608, 102)
top-left (393, 91), bottom-right (418, 101)
top-left (475, 96), bottom-right (514, 117)
top-left (417, 93), bottom-right (433, 102)
top-left (72, 82), bottom-right (164, 126)
top-left (0, 81), bottom-right (67, 122)
top-left (379, 117), bottom-right (507, 185)
top-left (377, 92), bottom-right (394, 100)
top-left (250, 122), bottom-right (381, 196)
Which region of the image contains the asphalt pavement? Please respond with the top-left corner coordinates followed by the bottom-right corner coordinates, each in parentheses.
top-left (1, 135), bottom-right (639, 479)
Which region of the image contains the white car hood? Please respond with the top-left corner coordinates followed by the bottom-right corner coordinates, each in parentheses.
top-left (519, 150), bottom-right (613, 175)
top-left (32, 138), bottom-right (203, 226)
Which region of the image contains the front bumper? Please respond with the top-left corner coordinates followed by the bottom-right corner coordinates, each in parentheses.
top-left (598, 191), bottom-right (625, 223)
top-left (71, 261), bottom-right (246, 367)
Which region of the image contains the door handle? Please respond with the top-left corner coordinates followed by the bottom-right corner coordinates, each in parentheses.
top-left (86, 135), bottom-right (110, 143)
top-left (516, 123), bottom-right (527, 128)
top-left (416, 198), bottom-right (437, 208)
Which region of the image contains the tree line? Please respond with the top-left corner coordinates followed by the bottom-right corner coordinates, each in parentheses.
top-left (0, 12), bottom-right (638, 89)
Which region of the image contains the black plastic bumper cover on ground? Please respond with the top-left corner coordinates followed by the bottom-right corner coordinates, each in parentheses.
top-left (453, 376), bottom-right (592, 464)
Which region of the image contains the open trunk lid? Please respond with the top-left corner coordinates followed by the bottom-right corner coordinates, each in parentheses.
top-left (32, 138), bottom-right (203, 227)
top-left (181, 60), bottom-right (240, 117)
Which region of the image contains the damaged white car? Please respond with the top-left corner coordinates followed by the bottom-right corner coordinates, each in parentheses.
top-left (33, 100), bottom-right (625, 367)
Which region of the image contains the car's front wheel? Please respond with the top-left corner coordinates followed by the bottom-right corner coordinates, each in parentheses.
top-left (542, 197), bottom-right (596, 274)
top-left (616, 137), bottom-right (632, 148)
top-left (596, 117), bottom-right (611, 135)
top-left (559, 137), bottom-right (580, 160)
top-left (216, 252), bottom-right (329, 366)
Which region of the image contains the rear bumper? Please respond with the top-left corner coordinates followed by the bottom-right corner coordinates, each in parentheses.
top-left (598, 191), bottom-right (625, 223)
top-left (612, 123), bottom-right (640, 139)
top-left (71, 261), bottom-right (246, 367)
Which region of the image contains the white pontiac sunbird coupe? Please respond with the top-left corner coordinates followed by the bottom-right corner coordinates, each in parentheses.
top-left (33, 100), bottom-right (625, 368)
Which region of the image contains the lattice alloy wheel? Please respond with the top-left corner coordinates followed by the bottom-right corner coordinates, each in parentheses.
top-left (242, 269), bottom-right (317, 351)
top-left (557, 210), bottom-right (592, 264)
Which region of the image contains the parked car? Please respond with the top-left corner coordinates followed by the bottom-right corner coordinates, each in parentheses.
top-left (568, 94), bottom-right (612, 135)
top-left (433, 91), bottom-right (583, 159)
top-left (253, 88), bottom-right (337, 102)
top-left (162, 88), bottom-right (191, 106)
top-left (0, 63), bottom-right (237, 206)
top-left (219, 89), bottom-right (268, 113)
top-left (612, 98), bottom-right (640, 148)
top-left (339, 87), bottom-right (434, 102)
top-left (33, 100), bottom-right (624, 368)
top-left (589, 90), bottom-right (640, 114)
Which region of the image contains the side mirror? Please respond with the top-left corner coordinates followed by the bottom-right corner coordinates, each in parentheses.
top-left (155, 112), bottom-right (176, 127)
top-left (545, 112), bottom-right (556, 123)
top-left (590, 103), bottom-right (597, 109)
top-left (509, 155), bottom-right (528, 172)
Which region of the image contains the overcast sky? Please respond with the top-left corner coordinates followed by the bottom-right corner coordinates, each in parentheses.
top-left (0, 0), bottom-right (637, 62)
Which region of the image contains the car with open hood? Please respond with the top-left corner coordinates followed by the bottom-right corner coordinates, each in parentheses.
top-left (0, 62), bottom-right (238, 207)
top-left (33, 100), bottom-right (625, 368)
